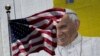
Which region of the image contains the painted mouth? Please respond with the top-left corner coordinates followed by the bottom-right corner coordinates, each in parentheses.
top-left (57, 37), bottom-right (65, 42)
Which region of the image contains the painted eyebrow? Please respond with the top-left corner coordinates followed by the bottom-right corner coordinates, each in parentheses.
top-left (58, 24), bottom-right (67, 28)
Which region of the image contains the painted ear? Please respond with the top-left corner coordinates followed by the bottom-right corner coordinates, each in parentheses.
top-left (75, 20), bottom-right (80, 30)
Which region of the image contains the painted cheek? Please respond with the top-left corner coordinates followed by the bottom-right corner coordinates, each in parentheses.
top-left (57, 32), bottom-right (62, 38)
top-left (57, 29), bottom-right (65, 37)
top-left (57, 29), bottom-right (61, 38)
top-left (62, 29), bottom-right (68, 34)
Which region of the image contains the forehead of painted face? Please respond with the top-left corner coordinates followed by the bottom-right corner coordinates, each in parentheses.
top-left (56, 13), bottom-right (80, 31)
top-left (57, 14), bottom-right (74, 28)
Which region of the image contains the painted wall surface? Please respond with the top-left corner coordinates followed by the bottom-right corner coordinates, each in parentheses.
top-left (54, 0), bottom-right (100, 36)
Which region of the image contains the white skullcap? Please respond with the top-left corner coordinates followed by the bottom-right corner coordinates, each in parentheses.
top-left (65, 9), bottom-right (78, 22)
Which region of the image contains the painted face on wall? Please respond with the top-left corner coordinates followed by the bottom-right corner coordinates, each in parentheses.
top-left (56, 14), bottom-right (79, 46)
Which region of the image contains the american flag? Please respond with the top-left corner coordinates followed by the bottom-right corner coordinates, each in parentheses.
top-left (9, 8), bottom-right (66, 56)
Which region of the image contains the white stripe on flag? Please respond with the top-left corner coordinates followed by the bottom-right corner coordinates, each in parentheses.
top-left (42, 33), bottom-right (56, 42)
top-left (44, 42), bottom-right (55, 51)
top-left (32, 19), bottom-right (50, 27)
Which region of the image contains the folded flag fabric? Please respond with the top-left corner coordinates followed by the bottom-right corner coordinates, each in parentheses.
top-left (9, 8), bottom-right (66, 56)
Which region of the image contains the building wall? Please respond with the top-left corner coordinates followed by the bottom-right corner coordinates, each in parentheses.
top-left (54, 0), bottom-right (100, 36)
top-left (0, 0), bottom-right (53, 56)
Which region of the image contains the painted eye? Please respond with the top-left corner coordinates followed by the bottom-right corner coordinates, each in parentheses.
top-left (60, 25), bottom-right (67, 29)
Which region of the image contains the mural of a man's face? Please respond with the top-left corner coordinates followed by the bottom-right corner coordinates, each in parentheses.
top-left (56, 14), bottom-right (79, 46)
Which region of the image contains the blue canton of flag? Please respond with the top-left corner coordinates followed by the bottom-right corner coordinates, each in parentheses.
top-left (10, 19), bottom-right (32, 42)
